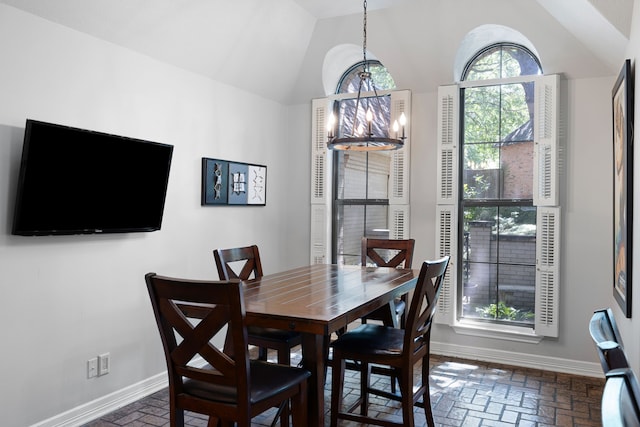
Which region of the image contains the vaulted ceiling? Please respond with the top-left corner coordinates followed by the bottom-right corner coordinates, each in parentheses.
top-left (0, 0), bottom-right (633, 104)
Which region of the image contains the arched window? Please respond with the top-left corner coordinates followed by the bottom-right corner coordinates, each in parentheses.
top-left (337, 60), bottom-right (396, 93)
top-left (435, 34), bottom-right (561, 340)
top-left (462, 43), bottom-right (542, 80)
top-left (332, 61), bottom-right (397, 265)
top-left (457, 43), bottom-right (547, 327)
top-left (311, 49), bottom-right (410, 267)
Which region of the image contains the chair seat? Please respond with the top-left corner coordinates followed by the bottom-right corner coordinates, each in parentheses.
top-left (248, 326), bottom-right (300, 343)
top-left (331, 324), bottom-right (404, 357)
top-left (185, 360), bottom-right (311, 405)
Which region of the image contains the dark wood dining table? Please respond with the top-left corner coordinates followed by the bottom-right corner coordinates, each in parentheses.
top-left (241, 263), bottom-right (419, 427)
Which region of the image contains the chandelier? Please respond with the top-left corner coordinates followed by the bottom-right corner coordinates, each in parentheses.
top-left (326, 0), bottom-right (407, 151)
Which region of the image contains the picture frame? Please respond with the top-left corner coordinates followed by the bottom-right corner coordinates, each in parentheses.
top-left (612, 59), bottom-right (634, 318)
top-left (201, 158), bottom-right (267, 206)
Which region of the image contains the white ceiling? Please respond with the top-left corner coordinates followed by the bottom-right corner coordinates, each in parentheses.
top-left (0, 0), bottom-right (632, 104)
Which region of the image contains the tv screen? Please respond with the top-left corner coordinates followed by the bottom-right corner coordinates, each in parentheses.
top-left (12, 120), bottom-right (174, 236)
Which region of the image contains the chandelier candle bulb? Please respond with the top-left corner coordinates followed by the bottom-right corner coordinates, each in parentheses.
top-left (327, 113), bottom-right (336, 139)
top-left (366, 108), bottom-right (373, 136)
top-left (399, 112), bottom-right (407, 139)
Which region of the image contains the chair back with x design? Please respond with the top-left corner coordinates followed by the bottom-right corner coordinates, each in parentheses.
top-left (214, 245), bottom-right (263, 280)
top-left (361, 238), bottom-right (415, 268)
top-left (147, 275), bottom-right (251, 413)
top-left (146, 273), bottom-right (310, 427)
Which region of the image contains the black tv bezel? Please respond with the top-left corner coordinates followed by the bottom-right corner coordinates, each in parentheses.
top-left (12, 119), bottom-right (174, 236)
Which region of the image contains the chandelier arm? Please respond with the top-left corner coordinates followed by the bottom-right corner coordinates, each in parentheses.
top-left (351, 73), bottom-right (366, 137)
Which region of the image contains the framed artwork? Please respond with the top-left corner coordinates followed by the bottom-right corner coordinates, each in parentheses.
top-left (613, 59), bottom-right (634, 318)
top-left (202, 158), bottom-right (267, 206)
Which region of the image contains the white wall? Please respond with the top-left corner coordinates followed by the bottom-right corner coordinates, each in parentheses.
top-left (617, 0), bottom-right (640, 375)
top-left (0, 5), bottom-right (309, 426)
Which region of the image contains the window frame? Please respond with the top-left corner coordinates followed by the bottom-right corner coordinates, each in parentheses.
top-left (458, 73), bottom-right (539, 327)
top-left (435, 75), bottom-right (560, 342)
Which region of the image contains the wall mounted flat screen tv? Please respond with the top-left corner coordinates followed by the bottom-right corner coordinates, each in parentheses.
top-left (12, 119), bottom-right (174, 236)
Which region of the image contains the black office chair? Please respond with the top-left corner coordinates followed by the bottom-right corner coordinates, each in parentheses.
top-left (602, 368), bottom-right (640, 427)
top-left (589, 308), bottom-right (628, 373)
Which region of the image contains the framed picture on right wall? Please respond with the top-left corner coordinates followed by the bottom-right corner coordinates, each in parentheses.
top-left (613, 58), bottom-right (634, 318)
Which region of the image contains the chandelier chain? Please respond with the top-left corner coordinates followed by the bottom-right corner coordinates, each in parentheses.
top-left (325, 0), bottom-right (406, 151)
top-left (362, 0), bottom-right (367, 63)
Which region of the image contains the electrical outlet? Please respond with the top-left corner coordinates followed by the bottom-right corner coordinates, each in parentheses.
top-left (98, 352), bottom-right (110, 376)
top-left (87, 358), bottom-right (98, 379)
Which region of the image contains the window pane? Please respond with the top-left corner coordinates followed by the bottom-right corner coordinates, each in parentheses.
top-left (500, 83), bottom-right (532, 141)
top-left (465, 46), bottom-right (502, 80)
top-left (335, 204), bottom-right (388, 265)
top-left (500, 141), bottom-right (534, 199)
top-left (337, 61), bottom-right (396, 93)
top-left (501, 46), bottom-right (542, 77)
top-left (497, 264), bottom-right (535, 325)
top-left (464, 44), bottom-right (542, 81)
top-left (496, 207), bottom-right (536, 265)
top-left (336, 152), bottom-right (390, 200)
top-left (462, 262), bottom-right (496, 319)
top-left (337, 95), bottom-right (391, 139)
top-left (463, 209), bottom-right (498, 264)
top-left (464, 86), bottom-right (501, 143)
top-left (463, 144), bottom-right (500, 200)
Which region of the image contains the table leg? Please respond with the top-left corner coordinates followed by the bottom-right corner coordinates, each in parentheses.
top-left (301, 333), bottom-right (328, 427)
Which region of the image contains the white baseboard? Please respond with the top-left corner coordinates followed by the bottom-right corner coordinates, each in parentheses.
top-left (431, 340), bottom-right (604, 378)
top-left (30, 373), bottom-right (168, 427)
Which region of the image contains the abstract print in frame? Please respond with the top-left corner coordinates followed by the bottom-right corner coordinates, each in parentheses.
top-left (613, 59), bottom-right (634, 318)
top-left (201, 158), bottom-right (266, 206)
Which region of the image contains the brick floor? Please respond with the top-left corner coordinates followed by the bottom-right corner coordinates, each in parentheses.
top-left (82, 352), bottom-right (604, 427)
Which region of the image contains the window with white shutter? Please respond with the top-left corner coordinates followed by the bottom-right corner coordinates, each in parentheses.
top-left (435, 44), bottom-right (561, 339)
top-left (311, 60), bottom-right (411, 265)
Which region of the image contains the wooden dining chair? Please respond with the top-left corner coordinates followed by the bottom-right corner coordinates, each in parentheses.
top-left (330, 256), bottom-right (450, 427)
top-left (213, 245), bottom-right (302, 365)
top-left (589, 308), bottom-right (629, 373)
top-left (361, 237), bottom-right (415, 329)
top-left (145, 273), bottom-right (310, 427)
top-left (601, 368), bottom-right (640, 427)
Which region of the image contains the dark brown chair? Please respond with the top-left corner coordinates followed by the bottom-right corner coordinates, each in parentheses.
top-left (330, 256), bottom-right (450, 427)
top-left (213, 245), bottom-right (302, 365)
top-left (361, 237), bottom-right (415, 328)
top-left (602, 368), bottom-right (640, 427)
top-left (145, 273), bottom-right (310, 427)
top-left (589, 308), bottom-right (629, 373)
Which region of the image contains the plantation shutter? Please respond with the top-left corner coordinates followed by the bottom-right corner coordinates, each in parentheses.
top-left (436, 85), bottom-right (459, 206)
top-left (389, 205), bottom-right (410, 239)
top-left (435, 85), bottom-right (459, 325)
top-left (389, 90), bottom-right (411, 205)
top-left (310, 98), bottom-right (331, 264)
top-left (532, 74), bottom-right (561, 337)
top-left (534, 207), bottom-right (560, 337)
top-left (533, 74), bottom-right (560, 206)
top-left (436, 206), bottom-right (457, 324)
top-left (389, 90), bottom-right (411, 240)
